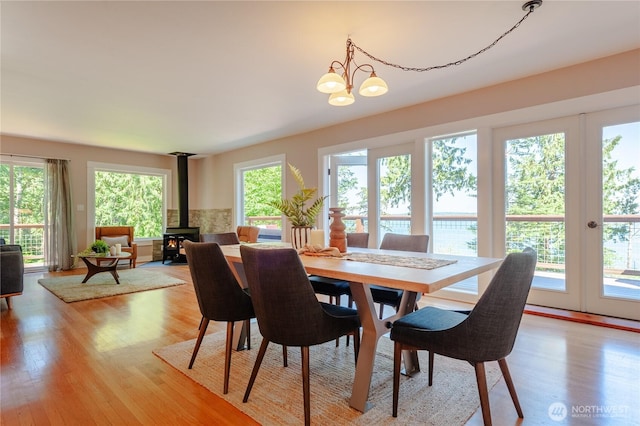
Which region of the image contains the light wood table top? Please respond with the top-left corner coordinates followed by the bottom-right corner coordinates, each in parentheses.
top-left (220, 242), bottom-right (503, 413)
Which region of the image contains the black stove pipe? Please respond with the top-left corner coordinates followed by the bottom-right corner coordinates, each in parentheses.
top-left (170, 152), bottom-right (195, 228)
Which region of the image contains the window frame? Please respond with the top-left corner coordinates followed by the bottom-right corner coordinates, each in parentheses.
top-left (87, 161), bottom-right (170, 246)
top-left (233, 154), bottom-right (285, 235)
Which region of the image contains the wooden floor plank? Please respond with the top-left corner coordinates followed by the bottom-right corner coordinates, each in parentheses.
top-left (2, 263), bottom-right (638, 425)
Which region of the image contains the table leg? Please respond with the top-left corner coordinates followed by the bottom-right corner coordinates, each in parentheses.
top-left (228, 261), bottom-right (251, 351)
top-left (348, 283), bottom-right (382, 412)
top-left (80, 257), bottom-right (121, 284)
top-left (348, 283), bottom-right (414, 412)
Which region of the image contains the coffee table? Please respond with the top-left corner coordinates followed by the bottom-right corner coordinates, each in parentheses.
top-left (77, 252), bottom-right (132, 284)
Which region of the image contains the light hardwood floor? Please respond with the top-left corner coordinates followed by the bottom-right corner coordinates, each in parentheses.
top-left (2, 263), bottom-right (639, 425)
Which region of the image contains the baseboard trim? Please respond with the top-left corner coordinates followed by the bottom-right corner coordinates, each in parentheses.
top-left (524, 305), bottom-right (640, 333)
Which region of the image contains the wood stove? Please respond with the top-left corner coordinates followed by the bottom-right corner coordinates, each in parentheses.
top-left (163, 152), bottom-right (199, 263)
top-left (162, 227), bottom-right (200, 263)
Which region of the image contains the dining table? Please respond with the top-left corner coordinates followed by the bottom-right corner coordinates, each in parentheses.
top-left (219, 242), bottom-right (503, 413)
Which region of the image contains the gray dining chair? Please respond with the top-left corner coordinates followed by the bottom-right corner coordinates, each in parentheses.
top-left (194, 232), bottom-right (241, 330)
top-left (240, 245), bottom-right (361, 426)
top-left (308, 232), bottom-right (369, 346)
top-left (390, 248), bottom-right (537, 425)
top-left (200, 232), bottom-right (240, 244)
top-left (371, 233), bottom-right (429, 319)
top-left (183, 240), bottom-right (255, 394)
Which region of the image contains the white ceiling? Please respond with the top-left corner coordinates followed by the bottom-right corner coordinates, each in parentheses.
top-left (2, 1), bottom-right (639, 156)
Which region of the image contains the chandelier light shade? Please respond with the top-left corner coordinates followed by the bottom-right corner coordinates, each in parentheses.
top-left (359, 72), bottom-right (388, 97)
top-left (328, 89), bottom-right (355, 106)
top-left (316, 67), bottom-right (346, 93)
top-left (317, 0), bottom-right (542, 106)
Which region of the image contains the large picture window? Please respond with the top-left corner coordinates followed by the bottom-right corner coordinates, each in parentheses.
top-left (88, 162), bottom-right (169, 241)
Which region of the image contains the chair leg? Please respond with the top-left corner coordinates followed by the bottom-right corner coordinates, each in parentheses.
top-left (498, 358), bottom-right (524, 418)
top-left (188, 318), bottom-right (209, 369)
top-left (335, 295), bottom-right (342, 347)
top-left (392, 341), bottom-right (402, 417)
top-left (283, 345), bottom-right (288, 367)
top-left (301, 346), bottom-right (311, 426)
top-left (352, 328), bottom-right (360, 365)
top-left (428, 351), bottom-right (434, 386)
top-left (243, 338), bottom-right (269, 403)
top-left (223, 322), bottom-right (237, 394)
top-left (245, 319), bottom-right (251, 351)
top-left (5, 296), bottom-right (12, 310)
top-left (379, 303), bottom-right (384, 319)
top-left (198, 316), bottom-right (205, 330)
top-left (474, 362), bottom-right (492, 426)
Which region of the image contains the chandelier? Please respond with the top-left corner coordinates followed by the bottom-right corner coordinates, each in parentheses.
top-left (317, 0), bottom-right (543, 106)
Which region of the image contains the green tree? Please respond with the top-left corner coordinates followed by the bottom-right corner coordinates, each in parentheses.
top-left (95, 171), bottom-right (163, 238)
top-left (242, 165), bottom-right (282, 226)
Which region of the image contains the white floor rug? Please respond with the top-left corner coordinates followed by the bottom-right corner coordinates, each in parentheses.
top-left (38, 268), bottom-right (185, 302)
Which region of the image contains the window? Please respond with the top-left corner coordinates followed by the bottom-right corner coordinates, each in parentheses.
top-left (234, 155), bottom-right (284, 241)
top-left (88, 162), bottom-right (169, 241)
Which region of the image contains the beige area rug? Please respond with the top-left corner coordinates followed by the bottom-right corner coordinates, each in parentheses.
top-left (38, 269), bottom-right (186, 302)
top-left (154, 324), bottom-right (501, 425)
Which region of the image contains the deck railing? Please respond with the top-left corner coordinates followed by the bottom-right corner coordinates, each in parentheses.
top-left (245, 214), bottom-right (639, 275)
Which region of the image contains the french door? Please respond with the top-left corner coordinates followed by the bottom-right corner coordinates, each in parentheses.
top-left (494, 117), bottom-right (582, 310)
top-left (584, 106), bottom-right (640, 320)
top-left (495, 106), bottom-right (640, 320)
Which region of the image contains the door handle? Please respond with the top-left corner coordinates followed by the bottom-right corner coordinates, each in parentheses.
top-left (587, 221), bottom-right (599, 229)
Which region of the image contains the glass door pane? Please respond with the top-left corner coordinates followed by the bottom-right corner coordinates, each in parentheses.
top-left (431, 133), bottom-right (478, 293)
top-left (601, 122), bottom-right (640, 301)
top-left (0, 157), bottom-right (45, 269)
top-left (505, 133), bottom-right (566, 292)
top-left (331, 151), bottom-right (368, 234)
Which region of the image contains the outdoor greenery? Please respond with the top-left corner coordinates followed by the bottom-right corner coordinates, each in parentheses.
top-left (94, 171), bottom-right (163, 238)
top-left (0, 163), bottom-right (45, 263)
top-left (241, 164), bottom-right (282, 226)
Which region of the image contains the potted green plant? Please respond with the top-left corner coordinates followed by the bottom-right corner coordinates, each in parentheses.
top-left (90, 239), bottom-right (110, 254)
top-left (267, 163), bottom-right (327, 249)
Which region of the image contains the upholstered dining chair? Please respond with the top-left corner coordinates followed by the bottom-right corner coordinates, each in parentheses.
top-left (390, 248), bottom-right (537, 425)
top-left (371, 233), bottom-right (429, 319)
top-left (183, 240), bottom-right (255, 394)
top-left (239, 245), bottom-right (361, 426)
top-left (236, 226), bottom-right (260, 243)
top-left (195, 232), bottom-right (241, 330)
top-left (308, 232), bottom-right (369, 347)
top-left (199, 232), bottom-right (240, 245)
top-left (309, 232), bottom-right (370, 306)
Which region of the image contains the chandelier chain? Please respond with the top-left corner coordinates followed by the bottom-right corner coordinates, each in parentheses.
top-left (351, 6), bottom-right (536, 73)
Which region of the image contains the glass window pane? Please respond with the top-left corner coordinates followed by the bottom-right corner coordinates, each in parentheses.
top-left (95, 171), bottom-right (163, 238)
top-left (378, 154), bottom-right (411, 239)
top-left (241, 164), bottom-right (282, 241)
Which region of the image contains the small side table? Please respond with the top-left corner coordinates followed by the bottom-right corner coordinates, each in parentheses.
top-left (77, 252), bottom-right (132, 284)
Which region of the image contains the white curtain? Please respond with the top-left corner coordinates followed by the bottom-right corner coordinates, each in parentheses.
top-left (45, 159), bottom-right (77, 271)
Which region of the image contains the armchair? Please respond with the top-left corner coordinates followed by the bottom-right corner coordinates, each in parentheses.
top-left (236, 226), bottom-right (259, 243)
top-left (1, 244), bottom-right (24, 309)
top-left (95, 226), bottom-right (138, 268)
